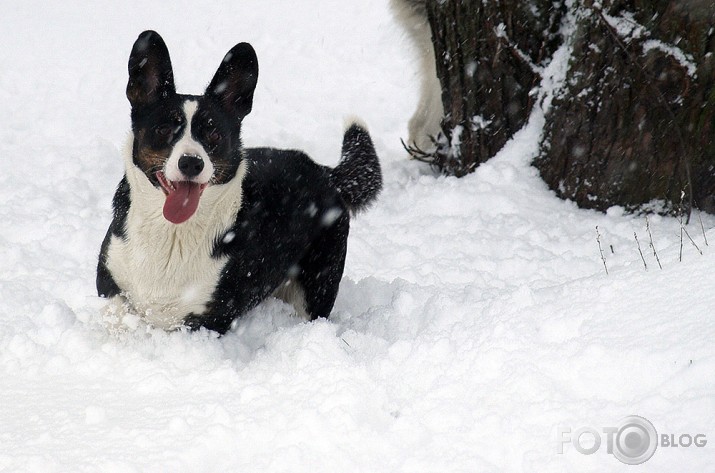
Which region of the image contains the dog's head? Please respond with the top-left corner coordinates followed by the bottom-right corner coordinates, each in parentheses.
top-left (126, 30), bottom-right (258, 224)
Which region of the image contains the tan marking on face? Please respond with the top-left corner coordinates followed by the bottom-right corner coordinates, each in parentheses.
top-left (135, 129), bottom-right (171, 175)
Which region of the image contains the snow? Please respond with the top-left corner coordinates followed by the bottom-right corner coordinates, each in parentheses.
top-left (642, 39), bottom-right (698, 78)
top-left (599, 7), bottom-right (697, 78)
top-left (1, 1), bottom-right (714, 472)
top-left (600, 10), bottom-right (648, 40)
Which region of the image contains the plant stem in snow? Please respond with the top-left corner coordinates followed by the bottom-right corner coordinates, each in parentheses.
top-left (683, 227), bottom-right (703, 256)
top-left (635, 232), bottom-right (647, 270)
top-left (698, 210), bottom-right (709, 247)
top-left (645, 216), bottom-right (662, 270)
top-left (596, 226), bottom-right (608, 275)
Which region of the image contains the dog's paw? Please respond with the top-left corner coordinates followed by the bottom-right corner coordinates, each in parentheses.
top-left (100, 295), bottom-right (141, 333)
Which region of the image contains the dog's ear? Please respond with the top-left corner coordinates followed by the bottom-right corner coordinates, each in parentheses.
top-left (205, 43), bottom-right (258, 120)
top-left (126, 30), bottom-right (176, 109)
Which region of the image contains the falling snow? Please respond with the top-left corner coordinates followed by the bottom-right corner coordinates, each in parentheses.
top-left (0, 1), bottom-right (713, 472)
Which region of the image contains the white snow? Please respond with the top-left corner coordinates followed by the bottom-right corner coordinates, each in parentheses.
top-left (1, 1), bottom-right (714, 472)
top-left (642, 39), bottom-right (698, 78)
top-left (599, 7), bottom-right (697, 78)
top-left (600, 10), bottom-right (649, 40)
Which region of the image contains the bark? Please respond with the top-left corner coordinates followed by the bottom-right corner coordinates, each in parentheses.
top-left (417, 0), bottom-right (715, 215)
top-left (535, 0), bottom-right (715, 214)
top-left (422, 0), bottom-right (564, 176)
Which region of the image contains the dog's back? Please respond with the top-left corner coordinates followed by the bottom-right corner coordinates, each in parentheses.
top-left (188, 127), bottom-right (381, 333)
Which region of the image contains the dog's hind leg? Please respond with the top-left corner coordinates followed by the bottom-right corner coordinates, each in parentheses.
top-left (294, 214), bottom-right (350, 321)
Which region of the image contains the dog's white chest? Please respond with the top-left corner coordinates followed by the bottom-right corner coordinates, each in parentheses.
top-left (106, 218), bottom-right (228, 329)
top-left (105, 153), bottom-right (247, 330)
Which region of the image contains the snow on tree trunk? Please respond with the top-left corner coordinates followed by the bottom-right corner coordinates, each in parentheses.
top-left (535, 0), bottom-right (715, 215)
top-left (408, 0), bottom-right (714, 215)
top-left (416, 0), bottom-right (563, 177)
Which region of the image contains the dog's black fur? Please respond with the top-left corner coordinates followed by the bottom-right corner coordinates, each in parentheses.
top-left (97, 31), bottom-right (381, 334)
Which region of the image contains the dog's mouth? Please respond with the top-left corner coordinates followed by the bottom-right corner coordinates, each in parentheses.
top-left (156, 171), bottom-right (209, 224)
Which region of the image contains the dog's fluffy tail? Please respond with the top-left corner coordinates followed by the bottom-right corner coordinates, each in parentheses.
top-left (331, 118), bottom-right (382, 213)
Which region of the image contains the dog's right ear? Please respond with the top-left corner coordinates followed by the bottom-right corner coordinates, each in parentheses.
top-left (126, 30), bottom-right (176, 109)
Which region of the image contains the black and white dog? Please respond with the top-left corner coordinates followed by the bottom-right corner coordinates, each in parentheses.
top-left (97, 31), bottom-right (382, 334)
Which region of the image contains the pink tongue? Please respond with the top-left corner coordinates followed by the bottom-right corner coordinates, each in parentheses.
top-left (163, 181), bottom-right (202, 224)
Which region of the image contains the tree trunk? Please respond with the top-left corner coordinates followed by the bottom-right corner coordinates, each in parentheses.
top-left (420, 0), bottom-right (563, 176)
top-left (535, 0), bottom-right (715, 215)
top-left (408, 0), bottom-right (714, 215)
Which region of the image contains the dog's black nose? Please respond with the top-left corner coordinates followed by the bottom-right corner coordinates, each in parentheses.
top-left (178, 154), bottom-right (204, 178)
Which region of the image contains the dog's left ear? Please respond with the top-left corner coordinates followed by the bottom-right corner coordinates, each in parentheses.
top-left (206, 43), bottom-right (259, 120)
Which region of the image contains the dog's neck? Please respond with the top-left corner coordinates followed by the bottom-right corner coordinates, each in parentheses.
top-left (121, 133), bottom-right (247, 244)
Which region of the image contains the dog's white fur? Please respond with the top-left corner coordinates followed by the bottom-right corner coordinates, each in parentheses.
top-left (164, 101), bottom-right (215, 185)
top-left (105, 131), bottom-right (248, 329)
top-left (343, 115), bottom-right (369, 133)
top-left (389, 0), bottom-right (443, 151)
top-left (272, 279), bottom-right (309, 320)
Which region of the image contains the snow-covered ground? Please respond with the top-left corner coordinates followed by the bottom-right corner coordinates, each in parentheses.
top-left (1, 1), bottom-right (714, 471)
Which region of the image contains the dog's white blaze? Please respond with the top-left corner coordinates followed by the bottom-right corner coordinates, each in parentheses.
top-left (105, 135), bottom-right (247, 329)
top-left (164, 100), bottom-right (215, 184)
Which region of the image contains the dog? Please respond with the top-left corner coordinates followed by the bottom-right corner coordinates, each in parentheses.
top-left (97, 31), bottom-right (382, 334)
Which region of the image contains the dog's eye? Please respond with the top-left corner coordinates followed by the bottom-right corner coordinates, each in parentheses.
top-left (207, 128), bottom-right (223, 144)
top-left (155, 124), bottom-right (173, 137)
